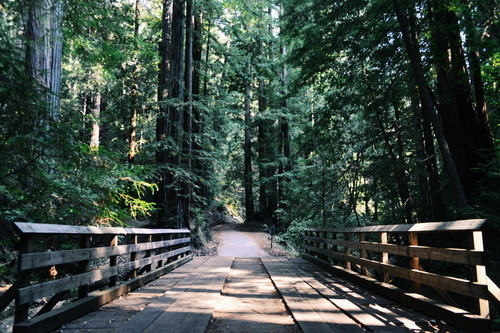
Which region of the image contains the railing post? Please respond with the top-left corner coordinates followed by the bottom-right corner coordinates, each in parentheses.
top-left (130, 235), bottom-right (138, 279)
top-left (408, 232), bottom-right (421, 293)
top-left (360, 232), bottom-right (367, 275)
top-left (109, 235), bottom-right (118, 287)
top-left (14, 234), bottom-right (33, 324)
top-left (145, 234), bottom-right (152, 272)
top-left (157, 234), bottom-right (164, 268)
top-left (470, 230), bottom-right (489, 318)
top-left (380, 232), bottom-right (389, 282)
top-left (344, 232), bottom-right (351, 270)
top-left (78, 235), bottom-right (91, 298)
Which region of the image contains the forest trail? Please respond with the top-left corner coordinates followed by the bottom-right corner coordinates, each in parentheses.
top-left (213, 223), bottom-right (270, 257)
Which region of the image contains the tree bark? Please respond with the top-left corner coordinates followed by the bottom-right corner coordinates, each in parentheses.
top-left (393, 0), bottom-right (469, 207)
top-left (244, 61), bottom-right (255, 220)
top-left (128, 0), bottom-right (141, 164)
top-left (156, 0), bottom-right (184, 227)
top-left (26, 0), bottom-right (63, 123)
top-left (90, 92), bottom-right (101, 150)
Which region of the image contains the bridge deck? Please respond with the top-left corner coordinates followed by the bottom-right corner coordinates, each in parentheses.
top-left (53, 257), bottom-right (441, 333)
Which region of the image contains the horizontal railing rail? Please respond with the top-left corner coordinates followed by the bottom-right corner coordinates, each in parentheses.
top-left (302, 219), bottom-right (500, 333)
top-left (6, 222), bottom-right (192, 333)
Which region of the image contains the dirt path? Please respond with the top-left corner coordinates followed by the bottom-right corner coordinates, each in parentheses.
top-left (214, 224), bottom-right (270, 257)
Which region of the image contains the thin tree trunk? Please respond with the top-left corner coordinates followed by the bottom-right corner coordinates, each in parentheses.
top-left (128, 0), bottom-right (141, 164)
top-left (90, 92), bottom-right (101, 150)
top-left (244, 61), bottom-right (255, 220)
top-left (181, 0), bottom-right (194, 228)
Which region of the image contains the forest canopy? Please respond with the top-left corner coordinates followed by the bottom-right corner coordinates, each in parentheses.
top-left (0, 0), bottom-right (499, 253)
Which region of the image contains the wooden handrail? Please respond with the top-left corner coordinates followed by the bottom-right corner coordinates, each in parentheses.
top-left (10, 222), bottom-right (192, 333)
top-left (303, 219), bottom-right (497, 333)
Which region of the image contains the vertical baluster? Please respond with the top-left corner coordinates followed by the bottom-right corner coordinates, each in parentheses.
top-left (130, 234), bottom-right (138, 279)
top-left (344, 232), bottom-right (351, 270)
top-left (14, 234), bottom-right (33, 324)
top-left (470, 231), bottom-right (489, 318)
top-left (78, 235), bottom-right (91, 298)
top-left (145, 234), bottom-right (152, 272)
top-left (408, 232), bottom-right (421, 292)
top-left (380, 232), bottom-right (389, 282)
top-left (360, 232), bottom-right (367, 275)
top-left (109, 235), bottom-right (118, 287)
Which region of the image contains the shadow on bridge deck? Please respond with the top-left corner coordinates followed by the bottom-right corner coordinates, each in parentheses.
top-left (52, 256), bottom-right (458, 333)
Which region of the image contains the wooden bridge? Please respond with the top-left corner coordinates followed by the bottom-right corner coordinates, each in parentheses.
top-left (1, 220), bottom-right (499, 333)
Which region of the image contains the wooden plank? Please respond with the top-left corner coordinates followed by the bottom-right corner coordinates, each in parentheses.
top-left (19, 238), bottom-right (191, 270)
top-left (488, 276), bottom-right (500, 305)
top-left (119, 257), bottom-right (231, 333)
top-left (301, 253), bottom-right (491, 333)
top-left (305, 219), bottom-right (486, 234)
top-left (148, 257), bottom-right (233, 333)
top-left (263, 257), bottom-right (367, 333)
top-left (304, 236), bottom-right (485, 265)
top-left (13, 255), bottom-right (192, 333)
top-left (0, 282), bottom-right (17, 312)
top-left (277, 258), bottom-right (405, 332)
top-left (262, 258), bottom-right (338, 333)
top-left (304, 245), bottom-right (489, 299)
top-left (17, 247), bottom-right (191, 305)
top-left (14, 222), bottom-right (190, 236)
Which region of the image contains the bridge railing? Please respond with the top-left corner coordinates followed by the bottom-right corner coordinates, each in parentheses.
top-left (4, 222), bottom-right (192, 333)
top-left (303, 219), bottom-right (500, 333)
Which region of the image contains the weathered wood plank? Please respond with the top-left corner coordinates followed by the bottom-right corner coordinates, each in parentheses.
top-left (302, 253), bottom-right (491, 333)
top-left (305, 219), bottom-right (486, 234)
top-left (19, 237), bottom-right (190, 270)
top-left (262, 257), bottom-right (337, 333)
top-left (119, 256), bottom-right (232, 333)
top-left (304, 236), bottom-right (485, 265)
top-left (14, 222), bottom-right (190, 236)
top-left (144, 257), bottom-right (233, 333)
top-left (13, 255), bottom-right (192, 333)
top-left (263, 257), bottom-right (366, 333)
top-left (17, 247), bottom-right (190, 305)
top-left (277, 258), bottom-right (405, 332)
top-left (304, 245), bottom-right (489, 299)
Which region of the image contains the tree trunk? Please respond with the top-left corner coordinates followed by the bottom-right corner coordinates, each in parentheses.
top-left (90, 92), bottom-right (101, 150)
top-left (156, 0), bottom-right (184, 227)
top-left (393, 0), bottom-right (468, 207)
top-left (428, 0), bottom-right (494, 202)
top-left (26, 0), bottom-right (63, 123)
top-left (244, 61), bottom-right (255, 220)
top-left (128, 0), bottom-right (141, 164)
top-left (181, 0), bottom-right (194, 228)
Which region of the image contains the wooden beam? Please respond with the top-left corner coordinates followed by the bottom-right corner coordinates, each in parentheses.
top-left (19, 238), bottom-right (191, 270)
top-left (14, 222), bottom-right (190, 236)
top-left (304, 236), bottom-right (485, 265)
top-left (13, 255), bottom-right (192, 333)
top-left (302, 253), bottom-right (491, 333)
top-left (304, 245), bottom-right (489, 299)
top-left (305, 219), bottom-right (486, 234)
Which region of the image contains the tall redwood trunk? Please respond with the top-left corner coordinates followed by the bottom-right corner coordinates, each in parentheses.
top-left (26, 0), bottom-right (63, 123)
top-left (393, 0), bottom-right (468, 207)
top-left (156, 0), bottom-right (184, 227)
top-left (244, 61), bottom-right (255, 220)
top-left (128, 0), bottom-right (141, 164)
